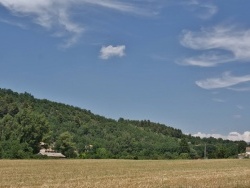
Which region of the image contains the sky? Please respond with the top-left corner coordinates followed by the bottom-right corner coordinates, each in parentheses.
top-left (0, 0), bottom-right (250, 142)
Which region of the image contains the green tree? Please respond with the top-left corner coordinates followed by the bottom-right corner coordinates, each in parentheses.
top-left (95, 148), bottom-right (110, 159)
top-left (179, 138), bottom-right (190, 153)
top-left (237, 141), bottom-right (247, 153)
top-left (17, 110), bottom-right (49, 153)
top-left (55, 131), bottom-right (76, 158)
top-left (0, 140), bottom-right (32, 159)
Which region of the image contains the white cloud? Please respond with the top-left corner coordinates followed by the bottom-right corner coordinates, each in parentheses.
top-left (228, 132), bottom-right (250, 142)
top-left (0, 18), bottom-right (27, 29)
top-left (0, 0), bottom-right (84, 48)
top-left (193, 132), bottom-right (227, 140)
top-left (0, 0), bottom-right (156, 47)
top-left (233, 114), bottom-right (242, 119)
top-left (180, 26), bottom-right (250, 67)
top-left (196, 72), bottom-right (250, 90)
top-left (198, 3), bottom-right (217, 19)
top-left (185, 0), bottom-right (218, 19)
top-left (81, 0), bottom-right (151, 16)
top-left (227, 87), bottom-right (250, 92)
top-left (179, 52), bottom-right (234, 67)
top-left (212, 98), bottom-right (225, 103)
top-left (236, 105), bottom-right (244, 110)
top-left (100, 45), bottom-right (126, 60)
top-left (193, 131), bottom-right (250, 142)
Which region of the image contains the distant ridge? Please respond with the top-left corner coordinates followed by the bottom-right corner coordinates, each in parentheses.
top-left (0, 88), bottom-right (248, 159)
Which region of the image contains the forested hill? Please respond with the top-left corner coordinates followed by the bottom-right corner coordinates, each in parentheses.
top-left (0, 88), bottom-right (247, 159)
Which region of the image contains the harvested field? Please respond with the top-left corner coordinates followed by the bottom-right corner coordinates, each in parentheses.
top-left (0, 159), bottom-right (250, 188)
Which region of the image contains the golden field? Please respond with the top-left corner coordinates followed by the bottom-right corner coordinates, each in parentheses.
top-left (0, 159), bottom-right (250, 188)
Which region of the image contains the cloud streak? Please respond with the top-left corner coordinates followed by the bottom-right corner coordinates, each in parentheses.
top-left (0, 0), bottom-right (84, 48)
top-left (0, 0), bottom-right (157, 47)
top-left (179, 52), bottom-right (234, 67)
top-left (81, 0), bottom-right (151, 16)
top-left (227, 87), bottom-right (250, 92)
top-left (186, 0), bottom-right (218, 19)
top-left (100, 45), bottom-right (126, 60)
top-left (196, 72), bottom-right (250, 90)
top-left (0, 18), bottom-right (27, 29)
top-left (212, 98), bottom-right (225, 103)
top-left (180, 26), bottom-right (250, 67)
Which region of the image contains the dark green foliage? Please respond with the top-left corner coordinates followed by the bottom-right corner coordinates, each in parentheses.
top-left (17, 109), bottom-right (49, 153)
top-left (237, 141), bottom-right (248, 153)
top-left (0, 88), bottom-right (247, 159)
top-left (179, 138), bottom-right (190, 153)
top-left (0, 140), bottom-right (32, 159)
top-left (55, 131), bottom-right (77, 158)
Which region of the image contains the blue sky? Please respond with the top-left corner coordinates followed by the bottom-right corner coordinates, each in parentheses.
top-left (1, 0), bottom-right (250, 141)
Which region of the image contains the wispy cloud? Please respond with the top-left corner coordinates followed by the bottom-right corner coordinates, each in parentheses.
top-left (227, 87), bottom-right (250, 92)
top-left (180, 26), bottom-right (250, 67)
top-left (0, 0), bottom-right (157, 48)
top-left (184, 0), bottom-right (218, 19)
top-left (178, 52), bottom-right (234, 67)
top-left (150, 54), bottom-right (171, 62)
top-left (81, 0), bottom-right (152, 16)
top-left (212, 98), bottom-right (225, 103)
top-left (236, 105), bottom-right (244, 110)
top-left (0, 18), bottom-right (27, 29)
top-left (100, 45), bottom-right (126, 60)
top-left (233, 114), bottom-right (242, 119)
top-left (0, 0), bottom-right (84, 48)
top-left (193, 131), bottom-right (250, 142)
top-left (196, 72), bottom-right (250, 90)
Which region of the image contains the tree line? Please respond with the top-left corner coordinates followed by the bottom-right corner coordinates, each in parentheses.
top-left (0, 88), bottom-right (247, 159)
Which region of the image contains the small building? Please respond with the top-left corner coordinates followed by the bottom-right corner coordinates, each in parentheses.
top-left (38, 142), bottom-right (65, 158)
top-left (38, 148), bottom-right (66, 158)
top-left (246, 147), bottom-right (250, 156)
top-left (238, 147), bottom-right (250, 159)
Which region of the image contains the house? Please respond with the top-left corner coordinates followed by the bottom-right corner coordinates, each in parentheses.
top-left (38, 142), bottom-right (65, 158)
top-left (238, 147), bottom-right (250, 159)
top-left (246, 147), bottom-right (250, 155)
top-left (38, 148), bottom-right (66, 158)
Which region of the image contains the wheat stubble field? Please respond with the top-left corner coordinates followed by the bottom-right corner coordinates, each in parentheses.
top-left (0, 159), bottom-right (250, 188)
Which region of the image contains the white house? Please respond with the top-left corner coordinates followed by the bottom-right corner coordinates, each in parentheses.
top-left (246, 147), bottom-right (250, 155)
top-left (238, 147), bottom-right (250, 159)
top-left (38, 142), bottom-right (65, 158)
top-left (38, 148), bottom-right (65, 158)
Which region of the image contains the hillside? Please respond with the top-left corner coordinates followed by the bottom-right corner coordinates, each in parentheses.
top-left (0, 88), bottom-right (247, 159)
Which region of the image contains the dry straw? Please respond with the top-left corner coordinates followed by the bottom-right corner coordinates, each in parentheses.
top-left (0, 159), bottom-right (249, 187)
